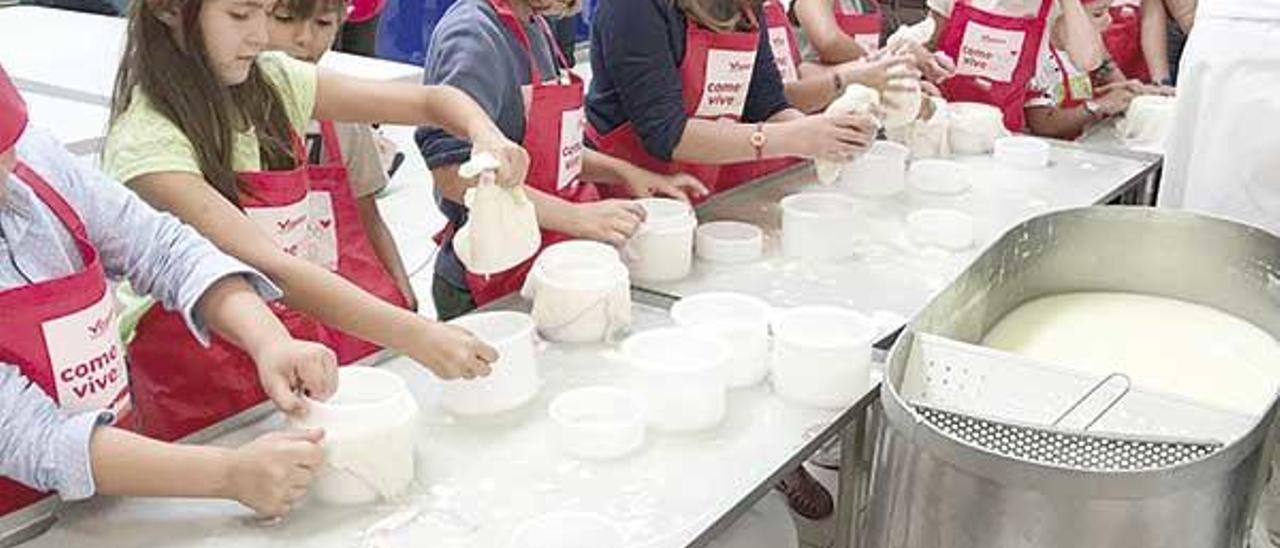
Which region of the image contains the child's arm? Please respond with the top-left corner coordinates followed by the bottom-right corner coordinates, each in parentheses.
top-left (580, 150), bottom-right (709, 202)
top-left (430, 164), bottom-right (647, 247)
top-left (355, 196), bottom-right (418, 311)
top-left (90, 427), bottom-right (323, 517)
top-left (42, 128), bottom-right (336, 412)
top-left (313, 72), bottom-right (528, 189)
top-left (794, 0), bottom-right (870, 64)
top-left (193, 275), bottom-right (338, 411)
top-left (1025, 104), bottom-right (1097, 139)
top-left (1058, 0), bottom-right (1109, 72)
top-left (0, 367), bottom-right (322, 517)
top-left (1025, 84), bottom-right (1135, 139)
top-left (1140, 0), bottom-right (1171, 83)
top-left (127, 171), bottom-right (498, 380)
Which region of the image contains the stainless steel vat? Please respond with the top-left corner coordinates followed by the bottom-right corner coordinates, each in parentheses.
top-left (868, 207), bottom-right (1280, 548)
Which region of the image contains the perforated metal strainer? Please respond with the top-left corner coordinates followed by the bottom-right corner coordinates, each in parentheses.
top-left (914, 404), bottom-right (1224, 472)
top-left (900, 333), bottom-right (1236, 472)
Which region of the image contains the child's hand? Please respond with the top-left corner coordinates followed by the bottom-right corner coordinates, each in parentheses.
top-left (782, 112), bottom-right (877, 161)
top-left (405, 322), bottom-right (499, 380)
top-left (839, 54), bottom-right (917, 93)
top-left (1095, 83), bottom-right (1140, 116)
top-left (570, 200), bottom-right (646, 246)
top-left (623, 171), bottom-right (709, 202)
top-left (254, 340), bottom-right (338, 416)
top-left (471, 130), bottom-right (530, 189)
top-left (224, 429), bottom-right (325, 517)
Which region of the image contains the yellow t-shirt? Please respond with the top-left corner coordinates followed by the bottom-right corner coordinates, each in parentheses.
top-left (103, 51), bottom-right (315, 339)
top-left (103, 51), bottom-right (317, 184)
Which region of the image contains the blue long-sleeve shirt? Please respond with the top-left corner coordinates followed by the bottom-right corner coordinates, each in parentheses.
top-left (0, 127), bottom-right (280, 500)
top-left (585, 0), bottom-right (791, 162)
top-left (415, 0), bottom-right (559, 290)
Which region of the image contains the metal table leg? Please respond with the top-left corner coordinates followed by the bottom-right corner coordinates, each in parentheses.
top-left (833, 408), bottom-right (868, 548)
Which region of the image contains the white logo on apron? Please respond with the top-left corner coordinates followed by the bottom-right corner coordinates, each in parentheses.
top-left (697, 48), bottom-right (758, 119)
top-left (43, 291), bottom-right (129, 415)
top-left (245, 198), bottom-right (312, 260)
top-left (768, 27), bottom-right (800, 83)
top-left (558, 108), bottom-right (586, 191)
top-left (307, 191), bottom-right (340, 271)
top-left (956, 21), bottom-right (1027, 83)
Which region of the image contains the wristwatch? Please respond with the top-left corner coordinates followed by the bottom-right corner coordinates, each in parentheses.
top-left (750, 123), bottom-right (767, 160)
top-left (1083, 100), bottom-right (1104, 119)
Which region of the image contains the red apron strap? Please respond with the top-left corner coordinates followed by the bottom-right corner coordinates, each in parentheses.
top-left (1049, 47), bottom-right (1085, 106)
top-left (318, 121), bottom-right (346, 165)
top-left (1036, 0), bottom-right (1053, 20)
top-left (487, 0), bottom-right (544, 83)
top-left (13, 161), bottom-right (92, 247)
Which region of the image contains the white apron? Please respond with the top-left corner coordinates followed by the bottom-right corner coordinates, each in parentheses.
top-left (1158, 13), bottom-right (1280, 237)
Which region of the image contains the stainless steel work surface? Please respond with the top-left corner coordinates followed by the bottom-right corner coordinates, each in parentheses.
top-left (638, 146), bottom-right (1159, 322)
top-left (21, 295), bottom-right (870, 548)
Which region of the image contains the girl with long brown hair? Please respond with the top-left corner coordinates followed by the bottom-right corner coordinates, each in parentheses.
top-left (102, 0), bottom-right (528, 442)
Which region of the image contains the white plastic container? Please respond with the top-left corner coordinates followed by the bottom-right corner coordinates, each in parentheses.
top-left (947, 102), bottom-right (1006, 155)
top-left (1119, 94), bottom-right (1175, 144)
top-left (524, 240), bottom-right (632, 343)
top-left (549, 386), bottom-right (646, 460)
top-left (509, 512), bottom-right (626, 548)
top-left (670, 292), bottom-right (773, 388)
top-left (621, 327), bottom-right (730, 432)
top-left (441, 311), bottom-right (539, 415)
top-left (770, 307), bottom-right (883, 408)
top-left (626, 198), bottom-right (697, 282)
top-left (994, 136), bottom-right (1051, 169)
top-left (780, 193), bottom-right (859, 261)
top-left (906, 209), bottom-right (975, 251)
top-left (292, 367), bottom-right (420, 505)
top-left (836, 140), bottom-right (910, 198)
top-left (696, 221), bottom-right (764, 264)
top-left (909, 159), bottom-right (972, 209)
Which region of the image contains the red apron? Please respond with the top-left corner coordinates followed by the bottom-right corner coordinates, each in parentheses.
top-left (128, 135), bottom-right (332, 442)
top-left (938, 0), bottom-right (1053, 131)
top-left (0, 161), bottom-right (133, 518)
top-left (588, 8), bottom-right (798, 198)
top-left (764, 0), bottom-right (802, 83)
top-left (435, 0), bottom-right (598, 306)
top-left (834, 0), bottom-right (883, 54)
top-left (1102, 3), bottom-right (1150, 83)
top-left (1048, 46), bottom-right (1093, 139)
top-left (306, 120), bottom-right (409, 364)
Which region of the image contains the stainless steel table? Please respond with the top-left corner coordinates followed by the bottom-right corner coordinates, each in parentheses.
top-left (20, 292), bottom-right (878, 548)
top-left (636, 144), bottom-right (1162, 327)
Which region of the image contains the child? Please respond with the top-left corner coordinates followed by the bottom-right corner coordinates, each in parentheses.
top-left (419, 0), bottom-right (711, 320)
top-left (587, 0), bottom-right (882, 520)
top-left (103, 0), bottom-right (524, 441)
top-left (1024, 0), bottom-right (1156, 139)
top-left (586, 0), bottom-right (879, 199)
top-left (0, 65), bottom-right (333, 524)
top-left (927, 0), bottom-right (1109, 130)
top-left (761, 0), bottom-right (924, 114)
top-left (265, 0), bottom-right (418, 323)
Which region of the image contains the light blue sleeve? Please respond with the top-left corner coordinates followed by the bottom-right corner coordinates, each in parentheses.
top-left (22, 128), bottom-right (283, 345)
top-left (0, 365), bottom-right (110, 500)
